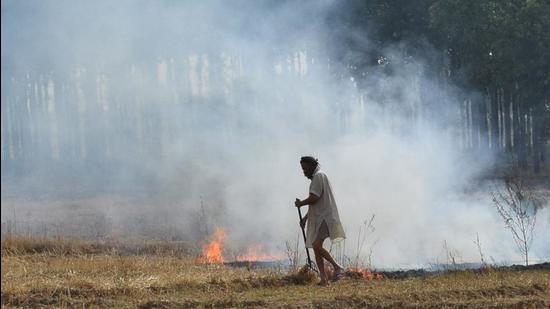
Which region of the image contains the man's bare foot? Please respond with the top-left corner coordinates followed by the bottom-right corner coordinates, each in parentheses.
top-left (332, 267), bottom-right (345, 282)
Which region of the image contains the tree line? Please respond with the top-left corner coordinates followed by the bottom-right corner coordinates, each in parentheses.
top-left (329, 0), bottom-right (549, 173)
top-left (1, 0), bottom-right (548, 184)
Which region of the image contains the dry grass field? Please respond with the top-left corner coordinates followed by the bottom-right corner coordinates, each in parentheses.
top-left (2, 236), bottom-right (549, 308)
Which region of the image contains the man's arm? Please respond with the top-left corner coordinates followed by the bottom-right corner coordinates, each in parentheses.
top-left (295, 193), bottom-right (320, 207)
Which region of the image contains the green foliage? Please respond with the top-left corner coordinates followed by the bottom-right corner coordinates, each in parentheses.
top-left (331, 0), bottom-right (549, 171)
top-left (333, 0), bottom-right (549, 92)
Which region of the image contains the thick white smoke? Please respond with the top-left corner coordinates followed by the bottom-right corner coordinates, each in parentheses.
top-left (1, 0), bottom-right (548, 268)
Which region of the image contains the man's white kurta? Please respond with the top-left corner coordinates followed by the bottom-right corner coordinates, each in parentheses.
top-left (305, 166), bottom-right (346, 248)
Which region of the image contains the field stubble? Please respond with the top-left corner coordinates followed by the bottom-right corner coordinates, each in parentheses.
top-left (1, 236), bottom-right (549, 308)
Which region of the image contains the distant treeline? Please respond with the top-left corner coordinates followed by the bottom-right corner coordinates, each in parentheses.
top-left (0, 51), bottom-right (319, 185)
top-left (1, 0), bottom-right (548, 184)
top-left (327, 0), bottom-right (549, 173)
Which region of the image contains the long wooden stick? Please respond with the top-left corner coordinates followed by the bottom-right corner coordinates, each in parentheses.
top-left (297, 207), bottom-right (314, 271)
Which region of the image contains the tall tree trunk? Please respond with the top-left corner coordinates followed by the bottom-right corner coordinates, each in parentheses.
top-left (469, 98), bottom-right (473, 148)
top-left (23, 74), bottom-right (35, 166)
top-left (4, 78), bottom-right (15, 163)
top-left (478, 93), bottom-right (489, 150)
top-left (11, 76), bottom-right (24, 163)
top-left (34, 74), bottom-right (47, 163)
top-left (498, 87), bottom-right (505, 149)
top-left (54, 78), bottom-right (67, 161)
top-left (462, 99), bottom-right (470, 149)
top-left (488, 87), bottom-right (498, 149)
top-left (0, 74), bottom-right (7, 162)
top-left (532, 104), bottom-right (544, 174)
top-left (514, 89), bottom-right (528, 169)
top-left (46, 75), bottom-right (60, 160)
top-left (75, 66), bottom-right (88, 161)
top-left (505, 87), bottom-right (513, 152)
top-left (540, 101), bottom-right (547, 165)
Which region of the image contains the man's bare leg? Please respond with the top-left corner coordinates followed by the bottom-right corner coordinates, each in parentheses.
top-left (316, 247), bottom-right (344, 272)
top-left (312, 239), bottom-right (328, 285)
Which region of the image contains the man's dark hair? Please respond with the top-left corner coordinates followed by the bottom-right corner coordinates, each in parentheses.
top-left (300, 156), bottom-right (319, 167)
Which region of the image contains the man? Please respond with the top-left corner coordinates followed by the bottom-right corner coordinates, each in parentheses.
top-left (295, 156), bottom-right (346, 285)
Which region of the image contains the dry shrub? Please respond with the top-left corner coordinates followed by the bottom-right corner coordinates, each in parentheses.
top-left (491, 175), bottom-right (543, 266)
top-left (474, 265), bottom-right (496, 275)
top-left (116, 240), bottom-right (191, 256)
top-left (225, 265), bottom-right (316, 289)
top-left (1, 235), bottom-right (191, 256)
top-left (1, 234), bottom-right (96, 255)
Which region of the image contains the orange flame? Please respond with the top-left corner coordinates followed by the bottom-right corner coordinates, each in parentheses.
top-left (364, 269), bottom-right (373, 281)
top-left (235, 244), bottom-right (284, 262)
top-left (197, 228), bottom-right (225, 264)
top-left (346, 268), bottom-right (384, 281)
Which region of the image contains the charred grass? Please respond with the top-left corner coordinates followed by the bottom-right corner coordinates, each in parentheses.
top-left (2, 237), bottom-right (549, 308)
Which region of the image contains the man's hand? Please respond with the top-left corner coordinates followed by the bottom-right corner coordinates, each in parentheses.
top-left (295, 193), bottom-right (320, 208)
top-left (300, 216), bottom-right (307, 229)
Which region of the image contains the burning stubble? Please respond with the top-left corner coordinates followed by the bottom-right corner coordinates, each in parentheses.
top-left (195, 227), bottom-right (285, 265)
top-left (196, 228), bottom-right (226, 264)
